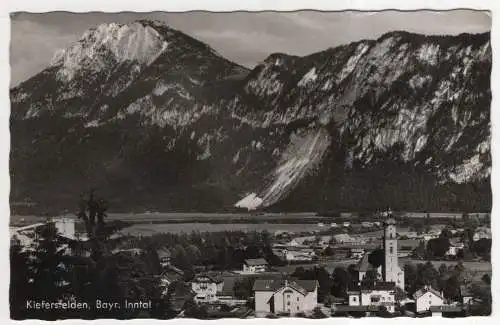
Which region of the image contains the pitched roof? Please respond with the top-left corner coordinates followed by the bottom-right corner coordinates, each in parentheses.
top-left (252, 278), bottom-right (317, 294)
top-left (413, 286), bottom-right (443, 300)
top-left (348, 281), bottom-right (396, 293)
top-left (354, 254), bottom-right (377, 272)
top-left (460, 285), bottom-right (473, 297)
top-left (157, 247), bottom-right (172, 258)
top-left (193, 273), bottom-right (223, 284)
top-left (244, 258), bottom-right (268, 266)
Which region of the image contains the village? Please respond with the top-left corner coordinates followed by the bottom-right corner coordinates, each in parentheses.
top-left (10, 209), bottom-right (491, 319)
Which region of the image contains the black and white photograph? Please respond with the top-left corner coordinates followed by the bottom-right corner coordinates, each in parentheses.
top-left (8, 9), bottom-right (492, 320)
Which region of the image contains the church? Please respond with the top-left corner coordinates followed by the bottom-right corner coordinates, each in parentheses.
top-left (345, 217), bottom-right (405, 313)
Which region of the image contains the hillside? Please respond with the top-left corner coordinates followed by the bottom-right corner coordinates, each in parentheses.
top-left (10, 21), bottom-right (492, 214)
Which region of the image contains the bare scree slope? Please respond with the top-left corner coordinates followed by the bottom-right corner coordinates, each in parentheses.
top-left (10, 20), bottom-right (491, 213)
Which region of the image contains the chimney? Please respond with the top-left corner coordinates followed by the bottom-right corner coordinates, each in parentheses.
top-left (284, 279), bottom-right (288, 287)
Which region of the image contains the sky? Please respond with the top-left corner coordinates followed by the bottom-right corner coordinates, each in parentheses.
top-left (10, 10), bottom-right (491, 86)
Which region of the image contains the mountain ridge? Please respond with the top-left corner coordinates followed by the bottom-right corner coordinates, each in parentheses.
top-left (10, 20), bottom-right (492, 214)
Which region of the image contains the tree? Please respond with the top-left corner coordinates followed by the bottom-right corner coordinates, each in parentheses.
top-left (368, 249), bottom-right (384, 268)
top-left (394, 286), bottom-right (407, 303)
top-left (443, 275), bottom-right (461, 301)
top-left (12, 223), bottom-right (73, 320)
top-left (469, 283), bottom-right (491, 316)
top-left (233, 278), bottom-right (255, 300)
top-left (292, 267), bottom-right (332, 303)
top-left (404, 263), bottom-right (418, 294)
top-left (438, 263), bottom-right (448, 277)
top-left (472, 238), bottom-right (491, 260)
top-left (331, 266), bottom-right (351, 297)
top-left (417, 262), bottom-right (439, 289)
top-left (426, 237), bottom-right (450, 258)
top-left (362, 269), bottom-right (378, 284)
top-left (183, 298), bottom-right (209, 319)
top-left (10, 241), bottom-right (33, 319)
top-left (323, 246), bottom-right (334, 256)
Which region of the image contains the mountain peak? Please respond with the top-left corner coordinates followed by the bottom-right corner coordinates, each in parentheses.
top-left (50, 21), bottom-right (169, 82)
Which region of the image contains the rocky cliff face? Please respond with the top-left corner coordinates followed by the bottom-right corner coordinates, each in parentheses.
top-left (10, 21), bottom-right (492, 213)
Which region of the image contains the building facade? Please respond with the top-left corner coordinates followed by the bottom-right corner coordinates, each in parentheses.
top-left (191, 274), bottom-right (224, 303)
top-left (253, 279), bottom-right (318, 316)
top-left (413, 286), bottom-right (444, 313)
top-left (347, 283), bottom-right (397, 313)
top-left (243, 258), bottom-right (268, 273)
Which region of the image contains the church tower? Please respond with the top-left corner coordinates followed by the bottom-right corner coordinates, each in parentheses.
top-left (383, 216), bottom-right (405, 289)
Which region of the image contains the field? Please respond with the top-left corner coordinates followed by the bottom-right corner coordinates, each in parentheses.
top-left (275, 258), bottom-right (492, 277)
top-left (120, 222), bottom-right (329, 236)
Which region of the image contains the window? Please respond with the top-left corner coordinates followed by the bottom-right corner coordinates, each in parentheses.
top-left (353, 297), bottom-right (357, 302)
top-left (287, 302), bottom-right (290, 306)
top-left (390, 247), bottom-right (393, 254)
top-left (382, 297), bottom-right (385, 301)
top-left (371, 297), bottom-right (380, 303)
top-left (297, 297), bottom-right (299, 301)
top-left (297, 306), bottom-right (300, 311)
top-left (429, 300), bottom-right (432, 305)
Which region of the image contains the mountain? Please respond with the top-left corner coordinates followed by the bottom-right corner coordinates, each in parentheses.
top-left (10, 21), bottom-right (492, 214)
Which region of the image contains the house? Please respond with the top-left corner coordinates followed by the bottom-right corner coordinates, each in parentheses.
top-left (157, 248), bottom-right (172, 267)
top-left (343, 222), bottom-right (351, 228)
top-left (253, 278), bottom-right (318, 316)
top-left (412, 285), bottom-right (444, 313)
top-left (112, 248), bottom-right (144, 256)
top-left (429, 305), bottom-right (466, 317)
top-left (191, 274), bottom-right (224, 303)
top-left (347, 282), bottom-right (397, 313)
top-left (350, 248), bottom-right (365, 260)
top-left (460, 286), bottom-right (473, 305)
top-left (243, 258), bottom-right (268, 273)
top-left (473, 227), bottom-right (491, 241)
top-left (333, 234), bottom-right (356, 244)
top-left (283, 248), bottom-right (315, 263)
top-left (361, 222), bottom-right (374, 228)
top-left (330, 222), bottom-right (338, 228)
top-left (353, 254), bottom-right (381, 283)
top-left (446, 243), bottom-right (465, 257)
top-left (398, 239), bottom-right (422, 258)
top-left (288, 239), bottom-right (302, 247)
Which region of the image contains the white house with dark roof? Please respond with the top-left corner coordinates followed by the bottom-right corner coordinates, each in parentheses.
top-left (413, 285), bottom-right (444, 313)
top-left (347, 282), bottom-right (397, 313)
top-left (243, 258), bottom-right (268, 273)
top-left (353, 254), bottom-right (382, 283)
top-left (253, 278), bottom-right (318, 316)
top-left (191, 274), bottom-right (224, 303)
top-left (157, 248), bottom-right (172, 267)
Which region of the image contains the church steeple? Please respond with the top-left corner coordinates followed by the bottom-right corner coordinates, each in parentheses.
top-left (381, 210), bottom-right (405, 289)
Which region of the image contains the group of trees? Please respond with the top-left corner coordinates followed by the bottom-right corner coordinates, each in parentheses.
top-left (418, 227), bottom-right (491, 261)
top-left (10, 191), bottom-right (167, 320)
top-left (120, 229), bottom-right (286, 276)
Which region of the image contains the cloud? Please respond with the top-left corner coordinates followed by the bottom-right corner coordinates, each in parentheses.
top-left (10, 10), bottom-right (491, 86)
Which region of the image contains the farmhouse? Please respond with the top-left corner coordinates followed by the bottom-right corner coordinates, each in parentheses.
top-left (191, 274), bottom-right (224, 303)
top-left (253, 278), bottom-right (318, 316)
top-left (157, 248), bottom-right (172, 267)
top-left (412, 285), bottom-right (444, 313)
top-left (282, 248), bottom-right (315, 262)
top-left (243, 258), bottom-right (268, 273)
top-left (347, 282), bottom-right (397, 313)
